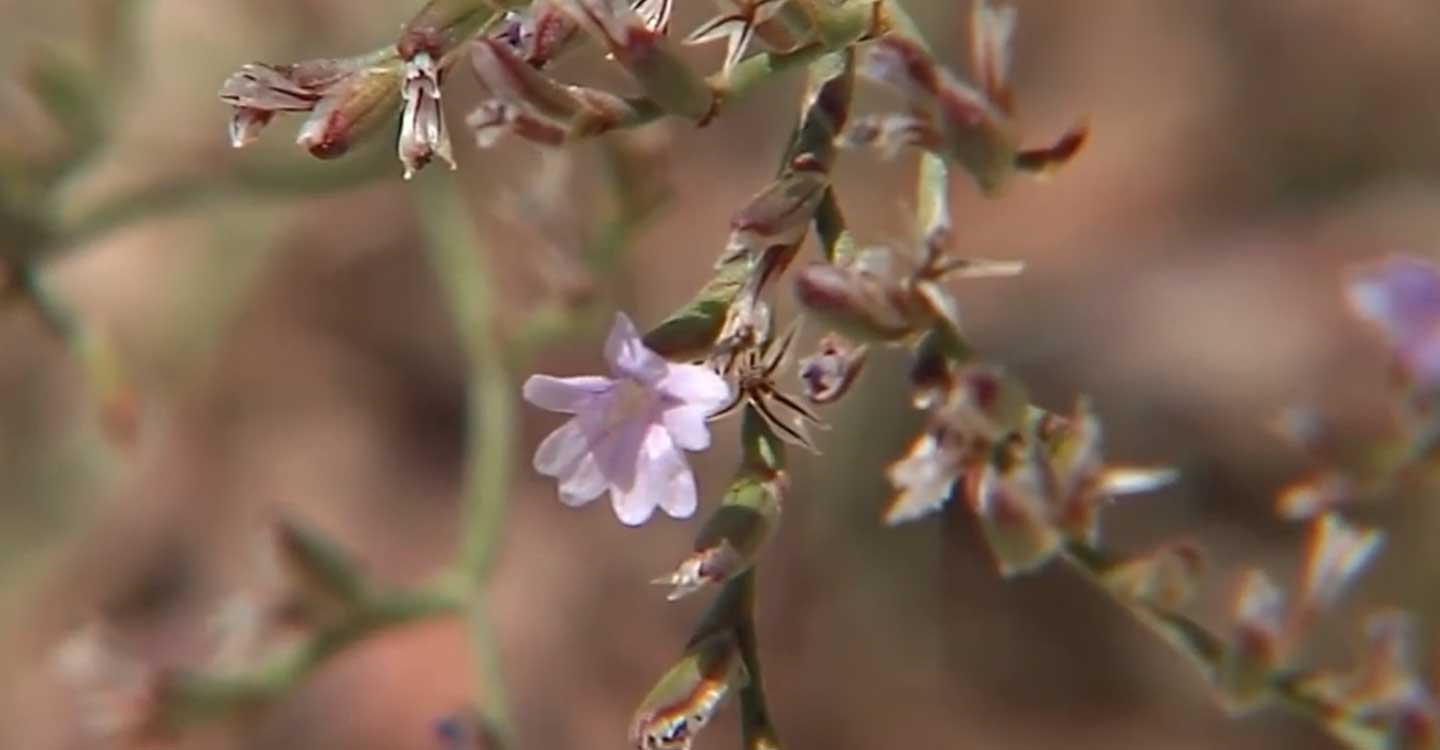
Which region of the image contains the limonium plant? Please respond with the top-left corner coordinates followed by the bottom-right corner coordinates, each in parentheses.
top-left (16, 0), bottom-right (1440, 749)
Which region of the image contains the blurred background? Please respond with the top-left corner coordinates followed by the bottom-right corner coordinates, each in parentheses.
top-left (4, 1), bottom-right (1440, 748)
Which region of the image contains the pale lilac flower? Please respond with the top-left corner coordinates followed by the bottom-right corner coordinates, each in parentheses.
top-left (524, 313), bottom-right (731, 525)
top-left (1346, 254), bottom-right (1440, 389)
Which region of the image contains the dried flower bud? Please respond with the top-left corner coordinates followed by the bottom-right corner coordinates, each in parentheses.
top-left (399, 0), bottom-right (506, 62)
top-left (296, 65), bottom-right (405, 159)
top-left (219, 50), bottom-right (403, 155)
top-left (971, 438), bottom-right (1065, 576)
top-left (1218, 570), bottom-right (1287, 713)
top-left (654, 472), bottom-right (783, 600)
top-left (1102, 542), bottom-right (1205, 610)
top-left (559, 0), bottom-right (715, 122)
top-left (469, 37), bottom-right (645, 145)
top-left (631, 633), bottom-right (748, 750)
top-left (798, 333), bottom-right (867, 404)
top-left (399, 52), bottom-right (456, 178)
top-left (844, 20), bottom-right (1086, 195)
top-left (720, 155), bottom-right (829, 267)
top-left (793, 256), bottom-right (915, 342)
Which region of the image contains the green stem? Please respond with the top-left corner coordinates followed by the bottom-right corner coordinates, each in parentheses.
top-left (417, 173), bottom-right (514, 740)
top-left (163, 585), bottom-right (464, 729)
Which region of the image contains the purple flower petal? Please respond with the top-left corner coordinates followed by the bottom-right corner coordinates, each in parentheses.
top-left (1347, 255), bottom-right (1440, 388)
top-left (559, 453), bottom-right (607, 507)
top-left (593, 417), bottom-right (647, 494)
top-left (533, 418), bottom-right (589, 477)
top-left (523, 374), bottom-right (615, 414)
top-left (1347, 255), bottom-right (1440, 344)
top-left (611, 425), bottom-right (693, 525)
top-left (605, 312), bottom-right (668, 384)
top-left (657, 363), bottom-right (731, 413)
top-left (662, 404), bottom-right (712, 451)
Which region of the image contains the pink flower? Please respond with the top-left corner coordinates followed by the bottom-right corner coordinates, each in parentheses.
top-left (524, 313), bottom-right (731, 525)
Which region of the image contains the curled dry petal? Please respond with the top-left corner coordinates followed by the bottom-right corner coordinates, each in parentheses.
top-left (399, 52), bottom-right (455, 178)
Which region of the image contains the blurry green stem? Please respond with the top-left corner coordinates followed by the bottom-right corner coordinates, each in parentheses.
top-left (733, 571), bottom-right (779, 750)
top-left (1058, 542), bottom-right (1384, 749)
top-left (417, 175), bottom-right (514, 740)
top-left (163, 585), bottom-right (464, 728)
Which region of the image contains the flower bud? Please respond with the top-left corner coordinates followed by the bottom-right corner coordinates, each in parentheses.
top-left (631, 632), bottom-right (747, 750)
top-left (643, 262), bottom-right (748, 360)
top-left (1218, 570), bottom-right (1286, 713)
top-left (792, 259), bottom-right (913, 342)
top-left (295, 64), bottom-right (404, 159)
top-left (798, 333), bottom-right (867, 404)
top-left (719, 155), bottom-right (829, 267)
top-left (654, 472), bottom-right (782, 600)
top-left (219, 50), bottom-right (402, 156)
top-left (1101, 542), bottom-right (1205, 610)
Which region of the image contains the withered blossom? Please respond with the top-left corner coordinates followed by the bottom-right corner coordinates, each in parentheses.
top-left (398, 52), bottom-right (456, 179)
top-left (218, 50), bottom-right (403, 157)
top-left (710, 318), bottom-right (825, 453)
top-left (523, 313), bottom-right (731, 526)
top-left (884, 364), bottom-right (1027, 525)
top-left (839, 1), bottom-right (1087, 195)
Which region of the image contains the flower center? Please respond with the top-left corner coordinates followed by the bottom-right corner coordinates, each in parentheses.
top-left (604, 379), bottom-right (657, 432)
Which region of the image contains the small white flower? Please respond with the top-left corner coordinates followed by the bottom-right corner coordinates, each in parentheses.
top-left (524, 312), bottom-right (731, 526)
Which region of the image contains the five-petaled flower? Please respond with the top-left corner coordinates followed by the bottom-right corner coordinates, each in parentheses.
top-left (524, 313), bottom-right (731, 526)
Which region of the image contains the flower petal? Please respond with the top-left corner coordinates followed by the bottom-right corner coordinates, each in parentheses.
top-left (611, 426), bottom-right (694, 525)
top-left (605, 312), bottom-right (668, 384)
top-left (559, 452), bottom-right (607, 507)
top-left (658, 363), bottom-right (731, 413)
top-left (662, 404), bottom-right (712, 451)
top-left (593, 416), bottom-right (647, 495)
top-left (533, 418), bottom-right (589, 477)
top-left (523, 374), bottom-right (614, 413)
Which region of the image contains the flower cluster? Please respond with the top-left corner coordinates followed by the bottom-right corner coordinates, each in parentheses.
top-left (205, 1), bottom-right (1440, 749)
